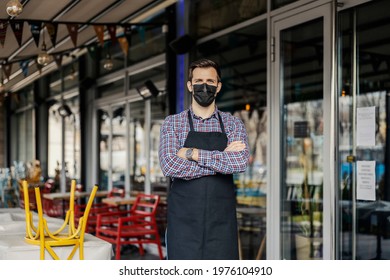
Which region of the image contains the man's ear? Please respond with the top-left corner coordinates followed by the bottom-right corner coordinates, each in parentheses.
top-left (216, 82), bottom-right (222, 94)
top-left (187, 81), bottom-right (193, 92)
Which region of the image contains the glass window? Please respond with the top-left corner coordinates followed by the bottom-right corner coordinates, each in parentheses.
top-left (129, 65), bottom-right (166, 91)
top-left (98, 109), bottom-right (110, 190)
top-left (97, 60), bottom-right (167, 192)
top-left (338, 0), bottom-right (390, 260)
top-left (98, 43), bottom-right (126, 76)
top-left (14, 109), bottom-right (34, 162)
top-left (128, 22), bottom-right (166, 65)
top-left (98, 79), bottom-right (125, 98)
top-left (112, 105), bottom-right (126, 189)
top-left (98, 12), bottom-right (166, 77)
top-left (49, 63), bottom-right (79, 96)
top-left (195, 20), bottom-right (267, 260)
top-left (10, 87), bottom-right (35, 163)
top-left (191, 0), bottom-right (267, 38)
top-left (279, 17), bottom-right (324, 260)
top-left (129, 101), bottom-right (145, 192)
top-left (151, 92), bottom-right (169, 190)
top-left (47, 97), bottom-right (81, 182)
top-left (271, 0), bottom-right (298, 10)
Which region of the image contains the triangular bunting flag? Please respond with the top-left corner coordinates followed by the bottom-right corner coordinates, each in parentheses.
top-left (123, 24), bottom-right (132, 46)
top-left (93, 25), bottom-right (105, 47)
top-left (10, 21), bottom-right (24, 47)
top-left (118, 37), bottom-right (128, 57)
top-left (19, 60), bottom-right (30, 77)
top-left (29, 21), bottom-right (42, 48)
top-left (66, 23), bottom-right (78, 47)
top-left (3, 64), bottom-right (12, 80)
top-left (87, 44), bottom-right (97, 60)
top-left (107, 24), bottom-right (117, 46)
top-left (0, 20), bottom-right (8, 47)
top-left (46, 22), bottom-right (58, 48)
top-left (54, 53), bottom-right (63, 68)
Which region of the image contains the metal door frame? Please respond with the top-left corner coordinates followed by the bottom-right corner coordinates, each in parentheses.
top-left (268, 0), bottom-right (337, 259)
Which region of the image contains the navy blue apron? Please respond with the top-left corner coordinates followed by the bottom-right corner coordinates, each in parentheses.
top-left (167, 110), bottom-right (238, 260)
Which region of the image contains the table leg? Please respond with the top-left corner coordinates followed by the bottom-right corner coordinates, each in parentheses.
top-left (256, 234), bottom-right (266, 260)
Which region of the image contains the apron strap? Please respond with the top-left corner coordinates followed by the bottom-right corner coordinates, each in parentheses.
top-left (187, 110), bottom-right (226, 133)
top-left (187, 110), bottom-right (194, 131)
top-left (217, 112), bottom-right (226, 134)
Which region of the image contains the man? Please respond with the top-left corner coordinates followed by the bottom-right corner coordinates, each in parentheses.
top-left (159, 58), bottom-right (250, 259)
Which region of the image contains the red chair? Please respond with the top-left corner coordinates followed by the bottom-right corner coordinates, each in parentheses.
top-left (74, 187), bottom-right (125, 234)
top-left (108, 187), bottom-right (125, 198)
top-left (95, 194), bottom-right (163, 260)
top-left (74, 203), bottom-right (111, 234)
top-left (41, 181), bottom-right (76, 218)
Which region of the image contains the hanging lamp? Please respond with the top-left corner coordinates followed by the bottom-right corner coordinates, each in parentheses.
top-left (37, 29), bottom-right (51, 66)
top-left (6, 0), bottom-right (23, 17)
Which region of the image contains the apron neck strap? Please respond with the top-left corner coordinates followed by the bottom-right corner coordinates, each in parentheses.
top-left (187, 110), bottom-right (195, 131)
top-left (187, 110), bottom-right (226, 134)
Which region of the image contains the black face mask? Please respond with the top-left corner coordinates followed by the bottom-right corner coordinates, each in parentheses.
top-left (192, 83), bottom-right (218, 107)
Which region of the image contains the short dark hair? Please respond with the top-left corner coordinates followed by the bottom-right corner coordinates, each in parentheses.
top-left (188, 58), bottom-right (221, 82)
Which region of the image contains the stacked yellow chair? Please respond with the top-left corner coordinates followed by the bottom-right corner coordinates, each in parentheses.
top-left (22, 179), bottom-right (98, 260)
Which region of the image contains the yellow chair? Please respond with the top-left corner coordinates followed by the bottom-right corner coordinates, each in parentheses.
top-left (23, 179), bottom-right (77, 238)
top-left (23, 180), bottom-right (98, 260)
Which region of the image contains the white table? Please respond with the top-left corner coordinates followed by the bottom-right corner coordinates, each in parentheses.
top-left (0, 208), bottom-right (113, 260)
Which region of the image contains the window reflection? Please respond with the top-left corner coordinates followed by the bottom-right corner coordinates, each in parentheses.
top-left (48, 97), bottom-right (80, 183)
top-left (280, 18), bottom-right (324, 260)
top-left (99, 109), bottom-right (110, 190)
top-left (338, 0), bottom-right (390, 259)
top-left (129, 101), bottom-right (145, 191)
top-left (271, 0), bottom-right (298, 10)
top-left (195, 20), bottom-right (267, 259)
top-left (191, 0), bottom-right (266, 38)
top-left (112, 106), bottom-right (126, 189)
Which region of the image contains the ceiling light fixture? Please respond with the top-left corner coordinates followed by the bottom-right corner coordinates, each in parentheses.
top-left (37, 30), bottom-right (51, 66)
top-left (136, 80), bottom-right (160, 100)
top-left (58, 104), bottom-right (72, 118)
top-left (103, 53), bottom-right (113, 70)
top-left (6, 0), bottom-right (23, 17)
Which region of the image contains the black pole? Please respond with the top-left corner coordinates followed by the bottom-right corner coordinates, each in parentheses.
top-left (165, 4), bottom-right (177, 115)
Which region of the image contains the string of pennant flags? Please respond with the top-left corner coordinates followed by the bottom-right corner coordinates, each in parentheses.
top-left (0, 19), bottom-right (164, 81)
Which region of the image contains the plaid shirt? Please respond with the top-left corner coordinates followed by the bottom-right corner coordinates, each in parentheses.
top-left (159, 106), bottom-right (250, 180)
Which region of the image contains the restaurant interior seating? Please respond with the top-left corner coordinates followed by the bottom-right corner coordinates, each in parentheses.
top-left (74, 187), bottom-right (126, 234)
top-left (41, 182), bottom-right (75, 218)
top-left (95, 193), bottom-right (163, 260)
top-left (22, 179), bottom-right (98, 260)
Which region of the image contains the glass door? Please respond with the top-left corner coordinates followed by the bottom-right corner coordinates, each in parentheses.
top-left (270, 2), bottom-right (335, 259)
top-left (338, 0), bottom-right (390, 260)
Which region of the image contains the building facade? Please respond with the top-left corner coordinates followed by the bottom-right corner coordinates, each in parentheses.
top-left (1, 0), bottom-right (389, 260)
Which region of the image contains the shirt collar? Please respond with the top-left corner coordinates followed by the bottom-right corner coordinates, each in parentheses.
top-left (189, 105), bottom-right (219, 120)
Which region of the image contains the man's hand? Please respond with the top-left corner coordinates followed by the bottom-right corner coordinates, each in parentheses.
top-left (177, 148), bottom-right (187, 159)
top-left (224, 141), bottom-right (246, 152)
